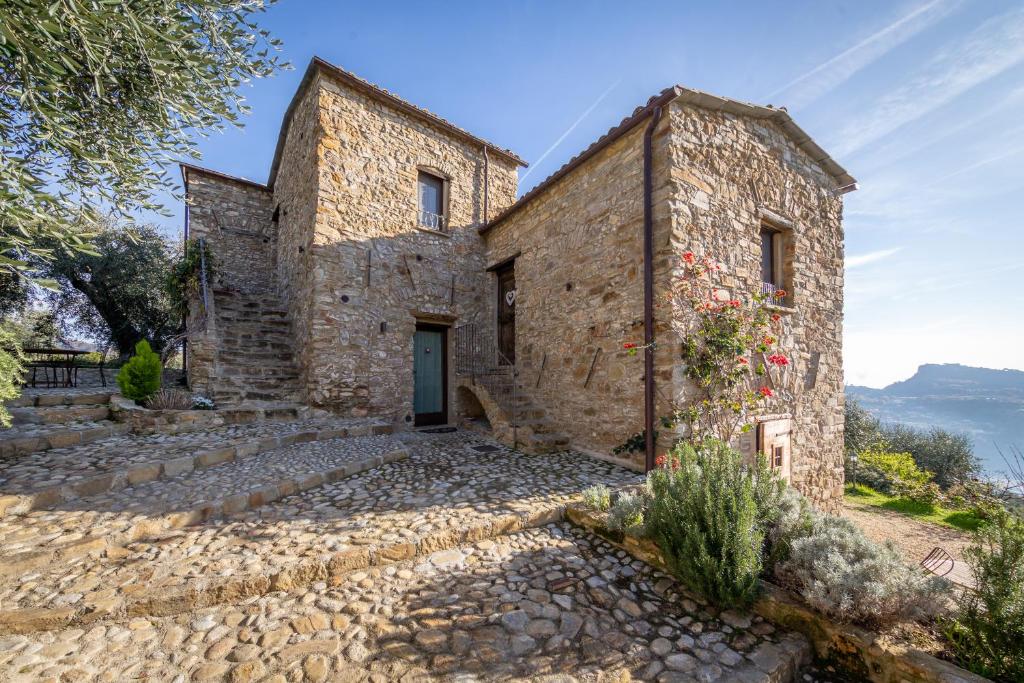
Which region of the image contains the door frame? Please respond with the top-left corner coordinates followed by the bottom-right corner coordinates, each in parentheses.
top-left (494, 261), bottom-right (516, 365)
top-left (413, 322), bottom-right (449, 427)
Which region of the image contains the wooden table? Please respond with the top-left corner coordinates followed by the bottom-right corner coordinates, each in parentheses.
top-left (22, 348), bottom-right (93, 388)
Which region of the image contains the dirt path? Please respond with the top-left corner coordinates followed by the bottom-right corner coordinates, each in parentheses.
top-left (841, 501), bottom-right (974, 564)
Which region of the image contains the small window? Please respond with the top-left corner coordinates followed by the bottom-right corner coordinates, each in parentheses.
top-left (759, 225), bottom-right (787, 305)
top-left (418, 171), bottom-right (446, 231)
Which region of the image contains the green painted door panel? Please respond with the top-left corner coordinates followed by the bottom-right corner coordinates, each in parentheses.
top-left (414, 329), bottom-right (444, 417)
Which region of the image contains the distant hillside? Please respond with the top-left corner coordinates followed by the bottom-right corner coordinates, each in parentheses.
top-left (846, 363), bottom-right (1024, 476)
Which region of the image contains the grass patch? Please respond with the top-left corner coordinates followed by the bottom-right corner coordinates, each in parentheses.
top-left (845, 483), bottom-right (986, 533)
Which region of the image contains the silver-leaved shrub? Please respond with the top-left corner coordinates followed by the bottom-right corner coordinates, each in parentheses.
top-left (581, 484), bottom-right (611, 512)
top-left (607, 489), bottom-right (648, 536)
top-left (775, 515), bottom-right (950, 628)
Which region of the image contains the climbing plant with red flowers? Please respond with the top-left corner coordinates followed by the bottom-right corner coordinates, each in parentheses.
top-left (623, 251), bottom-right (796, 450)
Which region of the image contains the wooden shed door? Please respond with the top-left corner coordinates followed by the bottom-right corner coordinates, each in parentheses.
top-left (496, 263), bottom-right (516, 364)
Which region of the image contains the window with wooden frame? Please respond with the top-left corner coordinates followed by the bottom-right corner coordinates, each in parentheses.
top-left (417, 170), bottom-right (447, 231)
top-left (759, 224), bottom-right (789, 305)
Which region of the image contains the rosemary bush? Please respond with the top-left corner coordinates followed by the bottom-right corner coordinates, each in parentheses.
top-left (646, 440), bottom-right (783, 608)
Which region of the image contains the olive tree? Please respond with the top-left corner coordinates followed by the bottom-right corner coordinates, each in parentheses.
top-left (0, 0), bottom-right (285, 278)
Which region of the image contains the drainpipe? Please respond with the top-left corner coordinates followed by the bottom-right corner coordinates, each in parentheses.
top-left (643, 106), bottom-right (663, 473)
top-left (483, 145), bottom-right (490, 224)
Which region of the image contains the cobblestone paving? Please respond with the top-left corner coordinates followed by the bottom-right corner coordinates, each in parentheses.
top-left (0, 432), bottom-right (640, 614)
top-left (0, 524), bottom-right (809, 682)
top-left (0, 432), bottom-right (403, 570)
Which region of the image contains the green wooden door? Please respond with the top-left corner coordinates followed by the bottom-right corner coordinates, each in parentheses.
top-left (414, 326), bottom-right (446, 425)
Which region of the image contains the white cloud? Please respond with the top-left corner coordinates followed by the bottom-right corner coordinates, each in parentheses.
top-left (845, 247), bottom-right (903, 269)
top-left (520, 80), bottom-right (620, 184)
top-left (765, 0), bottom-right (956, 108)
top-left (834, 8), bottom-right (1024, 157)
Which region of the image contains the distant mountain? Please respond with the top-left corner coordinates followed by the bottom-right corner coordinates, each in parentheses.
top-left (846, 364), bottom-right (1024, 476)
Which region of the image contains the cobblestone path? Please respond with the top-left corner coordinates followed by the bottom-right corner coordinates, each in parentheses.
top-left (0, 524), bottom-right (808, 682)
top-left (0, 433), bottom-right (639, 617)
top-left (0, 428), bottom-right (817, 682)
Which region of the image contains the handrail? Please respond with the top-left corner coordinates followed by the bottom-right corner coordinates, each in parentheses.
top-left (198, 237), bottom-right (211, 317)
top-left (454, 321), bottom-right (518, 446)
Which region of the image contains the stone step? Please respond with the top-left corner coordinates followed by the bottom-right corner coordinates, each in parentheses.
top-left (526, 432), bottom-right (571, 453)
top-left (5, 390), bottom-right (113, 409)
top-left (215, 365), bottom-right (299, 377)
top-left (0, 418), bottom-right (392, 520)
top-left (0, 433), bottom-right (407, 585)
top-left (217, 350), bottom-right (295, 363)
top-left (9, 404), bottom-right (111, 426)
top-left (0, 433), bottom-right (643, 632)
top-left (0, 421), bottom-right (131, 460)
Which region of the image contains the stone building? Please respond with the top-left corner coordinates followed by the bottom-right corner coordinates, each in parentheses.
top-left (183, 57), bottom-right (856, 510)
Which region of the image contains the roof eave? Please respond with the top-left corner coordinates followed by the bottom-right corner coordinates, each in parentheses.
top-left (480, 86), bottom-right (857, 234)
top-left (266, 57), bottom-right (527, 189)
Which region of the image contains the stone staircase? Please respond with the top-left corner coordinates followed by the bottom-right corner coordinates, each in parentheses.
top-left (466, 366), bottom-right (570, 454)
top-left (0, 388), bottom-right (404, 585)
top-left (0, 390), bottom-right (127, 458)
top-left (212, 289), bottom-right (303, 406)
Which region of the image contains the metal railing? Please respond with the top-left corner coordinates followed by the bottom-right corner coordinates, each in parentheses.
top-left (761, 281), bottom-right (785, 306)
top-left (454, 322), bottom-right (517, 444)
top-left (196, 237), bottom-right (212, 330)
top-left (419, 210), bottom-right (447, 232)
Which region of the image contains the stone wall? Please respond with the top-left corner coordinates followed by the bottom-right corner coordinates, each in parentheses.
top-left (482, 120), bottom-right (673, 465)
top-left (184, 170), bottom-right (276, 293)
top-left (272, 81), bottom-right (324, 403)
top-left (661, 101), bottom-right (846, 511)
top-left (183, 169), bottom-right (276, 394)
top-left (295, 72), bottom-right (520, 419)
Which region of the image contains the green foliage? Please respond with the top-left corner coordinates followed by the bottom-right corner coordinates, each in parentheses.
top-left (612, 430), bottom-right (656, 457)
top-left (0, 0), bottom-right (284, 279)
top-left (581, 484), bottom-right (611, 512)
top-left (884, 423), bottom-right (979, 489)
top-left (845, 484), bottom-right (987, 533)
top-left (662, 253), bottom-right (790, 445)
top-left (167, 238), bottom-right (217, 323)
top-left (775, 514), bottom-right (949, 629)
top-left (0, 325), bottom-right (25, 427)
top-left (39, 220), bottom-right (177, 357)
top-left (843, 399), bottom-right (979, 491)
top-left (646, 440), bottom-right (783, 608)
top-left (857, 449), bottom-right (933, 497)
top-left (844, 398), bottom-right (887, 456)
top-left (116, 340), bottom-right (162, 402)
top-left (945, 513), bottom-right (1024, 682)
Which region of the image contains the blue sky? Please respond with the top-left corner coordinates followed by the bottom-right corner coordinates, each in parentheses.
top-left (157, 0), bottom-right (1024, 388)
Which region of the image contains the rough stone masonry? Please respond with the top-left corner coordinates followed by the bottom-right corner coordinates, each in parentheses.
top-left (183, 57), bottom-right (854, 511)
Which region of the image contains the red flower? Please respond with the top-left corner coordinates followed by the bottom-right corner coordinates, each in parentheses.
top-left (759, 386), bottom-right (774, 398)
top-left (763, 335), bottom-right (775, 345)
top-left (771, 313), bottom-right (781, 322)
top-left (682, 251), bottom-right (696, 264)
top-left (767, 353), bottom-right (789, 367)
top-left (728, 300), bottom-right (741, 308)
top-left (775, 289), bottom-right (787, 299)
top-left (655, 454), bottom-right (667, 467)
top-left (623, 342), bottom-right (637, 349)
top-left (737, 357), bottom-right (749, 365)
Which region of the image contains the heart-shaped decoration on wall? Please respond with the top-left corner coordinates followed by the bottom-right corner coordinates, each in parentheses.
top-left (505, 289), bottom-right (517, 307)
